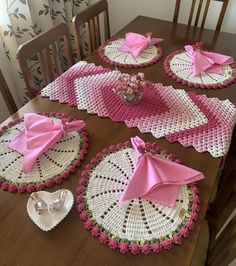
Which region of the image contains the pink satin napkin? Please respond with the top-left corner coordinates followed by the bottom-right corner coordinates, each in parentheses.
top-left (8, 113), bottom-right (85, 174)
top-left (185, 42), bottom-right (234, 76)
top-left (119, 136), bottom-right (204, 207)
top-left (119, 32), bottom-right (163, 58)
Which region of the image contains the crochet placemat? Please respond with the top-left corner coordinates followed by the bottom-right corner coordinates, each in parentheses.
top-left (77, 141), bottom-right (200, 254)
top-left (164, 49), bottom-right (236, 89)
top-left (41, 61), bottom-right (236, 157)
top-left (0, 112), bottom-right (88, 193)
top-left (98, 38), bottom-right (163, 68)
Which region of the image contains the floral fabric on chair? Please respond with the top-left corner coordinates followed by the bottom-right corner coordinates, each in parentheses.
top-left (0, 0), bottom-right (88, 105)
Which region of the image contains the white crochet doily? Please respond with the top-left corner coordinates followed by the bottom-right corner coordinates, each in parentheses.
top-left (102, 38), bottom-right (162, 66)
top-left (85, 147), bottom-right (193, 241)
top-left (169, 51), bottom-right (233, 85)
top-left (0, 114), bottom-right (83, 186)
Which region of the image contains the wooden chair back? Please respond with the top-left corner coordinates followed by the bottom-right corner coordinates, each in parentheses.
top-left (206, 147), bottom-right (236, 265)
top-left (173, 0), bottom-right (229, 31)
top-left (17, 23), bottom-right (73, 98)
top-left (0, 70), bottom-right (18, 115)
top-left (72, 0), bottom-right (110, 60)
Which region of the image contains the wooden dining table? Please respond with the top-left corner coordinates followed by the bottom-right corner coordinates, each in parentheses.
top-left (1, 16), bottom-right (236, 266)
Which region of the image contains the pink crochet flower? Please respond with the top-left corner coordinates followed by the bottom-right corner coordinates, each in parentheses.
top-left (191, 212), bottom-right (198, 221)
top-left (17, 185), bottom-right (26, 193)
top-left (8, 184), bottom-right (17, 192)
top-left (192, 186), bottom-right (199, 193)
top-left (55, 176), bottom-right (62, 184)
top-left (76, 195), bottom-right (84, 203)
top-left (77, 203), bottom-right (85, 212)
top-left (1, 182), bottom-right (9, 190)
top-left (76, 185), bottom-right (84, 194)
top-left (119, 242), bottom-right (129, 254)
top-left (192, 202), bottom-right (199, 212)
top-left (45, 179), bottom-right (54, 187)
top-left (91, 226), bottom-right (100, 236)
top-left (84, 220), bottom-right (94, 230)
top-left (172, 234), bottom-right (182, 245)
top-left (27, 184), bottom-right (36, 192)
top-left (80, 211), bottom-right (88, 221)
top-left (185, 220), bottom-right (194, 230)
top-left (130, 243), bottom-right (139, 254)
top-left (161, 240), bottom-right (172, 250)
top-left (141, 244), bottom-right (150, 255)
top-left (150, 243), bottom-right (160, 253)
top-left (108, 239), bottom-right (118, 249)
top-left (180, 227), bottom-right (189, 237)
top-left (99, 232), bottom-right (108, 244)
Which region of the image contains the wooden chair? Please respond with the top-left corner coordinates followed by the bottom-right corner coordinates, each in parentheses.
top-left (204, 144), bottom-right (236, 265)
top-left (173, 0), bottom-right (229, 31)
top-left (72, 0), bottom-right (110, 60)
top-left (0, 70), bottom-right (18, 115)
top-left (17, 23), bottom-right (73, 98)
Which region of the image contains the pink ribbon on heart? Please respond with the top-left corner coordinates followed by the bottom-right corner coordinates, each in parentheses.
top-left (8, 113), bottom-right (85, 174)
top-left (119, 32), bottom-right (163, 58)
top-left (185, 42), bottom-right (234, 77)
top-left (119, 136), bottom-right (204, 207)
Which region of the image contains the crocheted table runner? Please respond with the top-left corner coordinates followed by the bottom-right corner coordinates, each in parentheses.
top-left (41, 61), bottom-right (236, 157)
top-left (164, 49), bottom-right (236, 89)
top-left (77, 141), bottom-right (200, 254)
top-left (0, 112), bottom-right (88, 193)
top-left (98, 38), bottom-right (163, 68)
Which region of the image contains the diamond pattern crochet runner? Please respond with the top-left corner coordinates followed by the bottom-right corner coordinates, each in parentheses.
top-left (76, 141), bottom-right (200, 254)
top-left (41, 61), bottom-right (236, 157)
top-left (98, 38), bottom-right (163, 68)
top-left (164, 49), bottom-right (236, 89)
top-left (0, 113), bottom-right (88, 193)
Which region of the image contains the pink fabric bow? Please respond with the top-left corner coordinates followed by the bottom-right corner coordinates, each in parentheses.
top-left (119, 136), bottom-right (204, 207)
top-left (119, 32), bottom-right (163, 58)
top-left (8, 113), bottom-right (85, 174)
top-left (185, 42), bottom-right (234, 76)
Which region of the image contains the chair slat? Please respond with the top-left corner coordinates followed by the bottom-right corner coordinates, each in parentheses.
top-left (72, 0), bottom-right (110, 59)
top-left (194, 0), bottom-right (204, 27)
top-left (17, 23), bottom-right (73, 98)
top-left (188, 0), bottom-right (197, 25)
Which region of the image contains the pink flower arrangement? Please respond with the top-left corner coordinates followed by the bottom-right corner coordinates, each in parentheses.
top-left (113, 73), bottom-right (147, 104)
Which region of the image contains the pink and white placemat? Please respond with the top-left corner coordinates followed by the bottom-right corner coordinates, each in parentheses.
top-left (164, 47), bottom-right (236, 89)
top-left (0, 112), bottom-right (88, 193)
top-left (77, 140), bottom-right (200, 254)
top-left (98, 38), bottom-right (163, 68)
top-left (41, 61), bottom-right (236, 158)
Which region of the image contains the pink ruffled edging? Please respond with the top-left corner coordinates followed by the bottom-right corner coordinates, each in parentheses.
top-left (98, 38), bottom-right (163, 69)
top-left (76, 141), bottom-right (200, 255)
top-left (0, 112), bottom-right (88, 193)
top-left (163, 49), bottom-right (236, 89)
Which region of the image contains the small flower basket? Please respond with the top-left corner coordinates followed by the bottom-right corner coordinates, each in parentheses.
top-left (113, 73), bottom-right (147, 105)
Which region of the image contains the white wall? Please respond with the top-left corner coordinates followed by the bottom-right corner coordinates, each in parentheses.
top-left (90, 0), bottom-right (236, 36)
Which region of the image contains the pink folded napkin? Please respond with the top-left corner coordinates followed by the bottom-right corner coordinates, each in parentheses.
top-left (185, 42), bottom-right (234, 76)
top-left (119, 136), bottom-right (204, 207)
top-left (119, 32), bottom-right (163, 58)
top-left (8, 113), bottom-right (85, 174)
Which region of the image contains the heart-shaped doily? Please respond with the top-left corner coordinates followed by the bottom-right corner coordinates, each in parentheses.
top-left (27, 189), bottom-right (74, 231)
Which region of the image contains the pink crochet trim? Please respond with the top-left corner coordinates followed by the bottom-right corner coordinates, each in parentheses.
top-left (98, 38), bottom-right (163, 68)
top-left (163, 49), bottom-right (236, 89)
top-left (0, 112), bottom-right (88, 193)
top-left (76, 141), bottom-right (200, 254)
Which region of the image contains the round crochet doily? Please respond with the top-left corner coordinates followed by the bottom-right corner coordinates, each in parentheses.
top-left (98, 38), bottom-right (163, 68)
top-left (77, 141), bottom-right (200, 254)
top-left (164, 49), bottom-right (236, 89)
top-left (0, 112), bottom-right (88, 193)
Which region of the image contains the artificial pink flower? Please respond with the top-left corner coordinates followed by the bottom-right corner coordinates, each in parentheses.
top-left (130, 243), bottom-right (139, 254)
top-left (119, 242), bottom-right (129, 254)
top-left (17, 185), bottom-right (26, 193)
top-left (76, 195), bottom-right (84, 203)
top-left (77, 203), bottom-right (85, 212)
top-left (1, 182), bottom-right (9, 190)
top-left (8, 184), bottom-right (17, 192)
top-left (180, 227), bottom-right (189, 237)
top-left (27, 184), bottom-right (36, 192)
